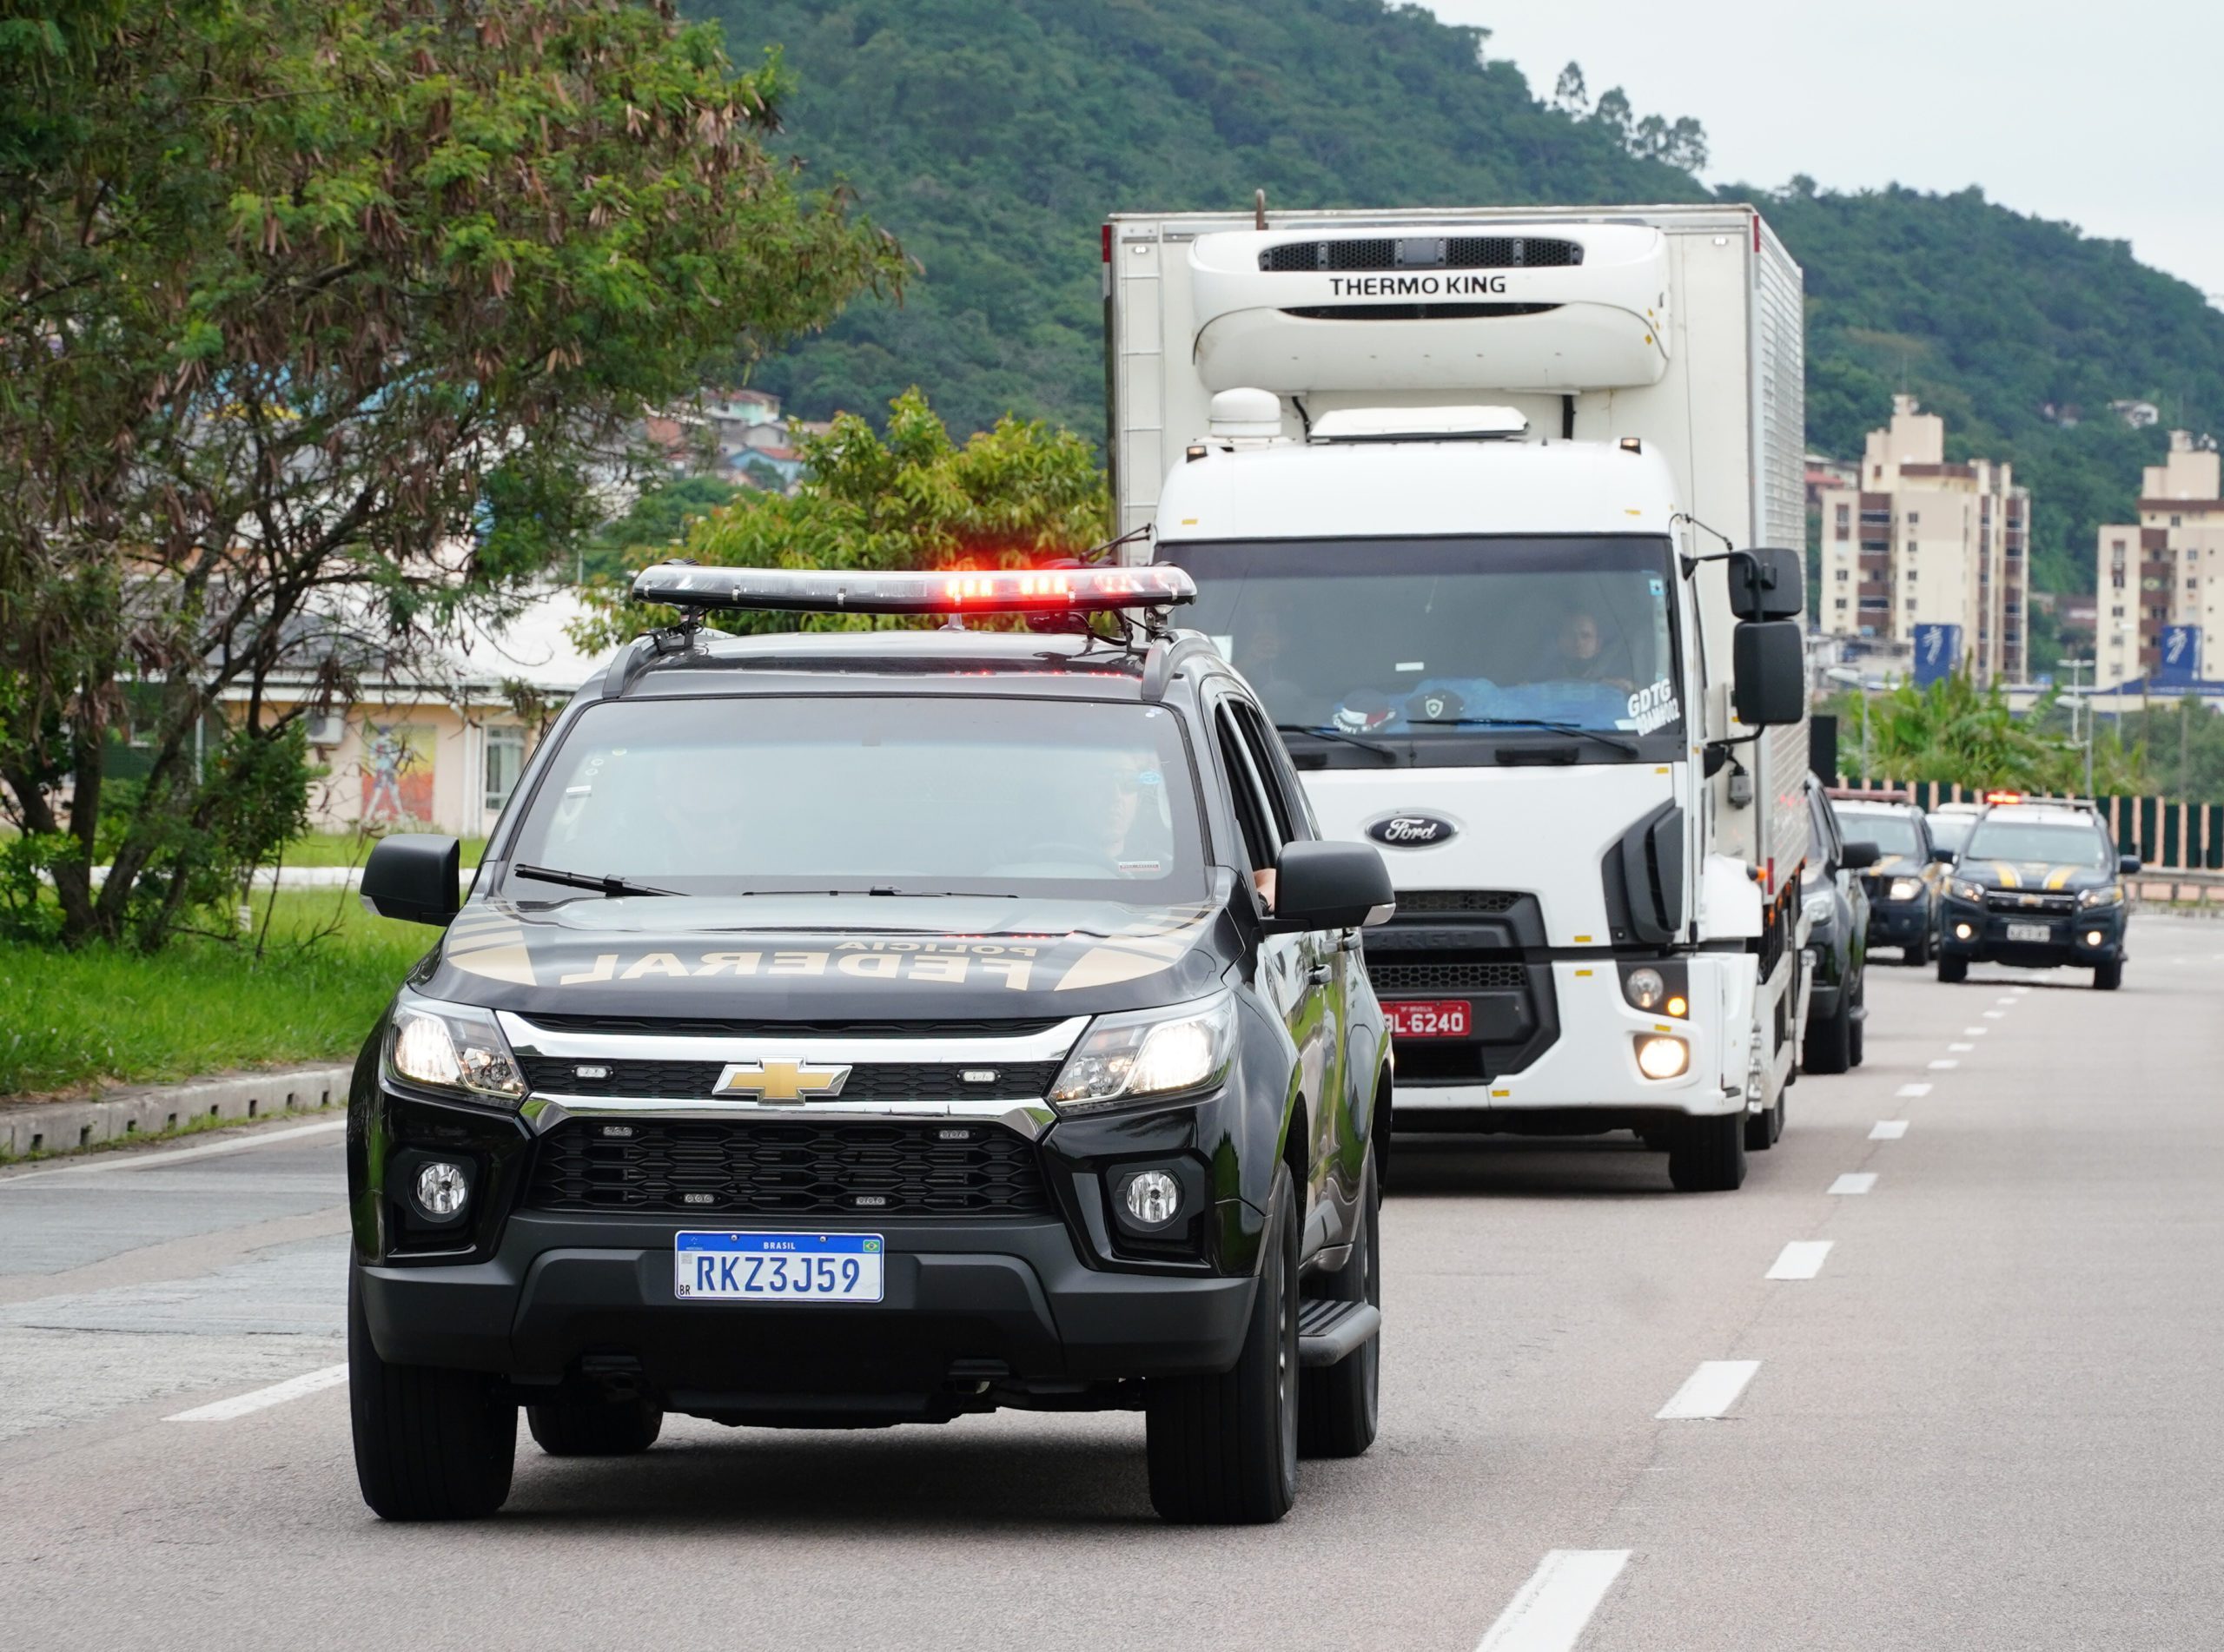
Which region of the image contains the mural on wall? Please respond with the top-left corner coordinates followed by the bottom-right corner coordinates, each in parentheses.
top-left (361, 724), bottom-right (435, 825)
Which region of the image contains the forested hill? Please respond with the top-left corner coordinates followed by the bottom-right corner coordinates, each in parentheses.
top-left (692, 0), bottom-right (2224, 598)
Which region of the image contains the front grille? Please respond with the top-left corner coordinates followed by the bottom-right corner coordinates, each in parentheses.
top-left (1982, 891), bottom-right (2076, 914)
top-left (1392, 889), bottom-right (1521, 915)
top-left (1260, 235), bottom-right (1584, 272)
top-left (516, 1014), bottom-right (1069, 1038)
top-left (1367, 960), bottom-right (1526, 994)
top-left (526, 1119), bottom-right (1052, 1218)
top-left (517, 1057), bottom-right (1062, 1100)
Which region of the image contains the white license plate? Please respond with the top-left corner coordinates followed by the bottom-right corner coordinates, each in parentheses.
top-left (2005, 922), bottom-right (2053, 942)
top-left (674, 1232), bottom-right (884, 1304)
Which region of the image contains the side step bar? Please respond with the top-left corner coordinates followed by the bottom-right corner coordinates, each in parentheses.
top-left (1296, 1298), bottom-right (1382, 1367)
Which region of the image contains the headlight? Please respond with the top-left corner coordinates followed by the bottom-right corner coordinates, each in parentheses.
top-left (1049, 993), bottom-right (1237, 1113)
top-left (385, 995), bottom-right (525, 1107)
top-left (1802, 890), bottom-right (1835, 928)
top-left (1950, 879), bottom-right (1986, 902)
top-left (1624, 967), bottom-right (1665, 1010)
top-left (2077, 885), bottom-right (2124, 909)
top-left (1888, 877), bottom-right (1921, 902)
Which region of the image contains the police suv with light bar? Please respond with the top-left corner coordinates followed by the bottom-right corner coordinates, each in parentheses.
top-left (1934, 796), bottom-right (2139, 989)
top-left (345, 563), bottom-right (1395, 1526)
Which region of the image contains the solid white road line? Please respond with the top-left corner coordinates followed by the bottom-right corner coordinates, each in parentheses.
top-left (165, 1363), bottom-right (348, 1423)
top-left (1766, 1240), bottom-right (1833, 1280)
top-left (1474, 1550), bottom-right (1632, 1652)
top-left (1830, 1173), bottom-right (1878, 1195)
top-left (1870, 1120), bottom-right (1910, 1140)
top-left (1656, 1359), bottom-right (1761, 1420)
top-left (1948, 1042), bottom-right (1975, 1052)
top-left (0, 1118), bottom-right (348, 1186)
top-left (1928, 1059), bottom-right (1960, 1070)
top-left (1896, 1082), bottom-right (1933, 1098)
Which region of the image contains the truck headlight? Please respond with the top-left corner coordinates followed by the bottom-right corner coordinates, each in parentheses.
top-left (1624, 967), bottom-right (1665, 1009)
top-left (1634, 1034), bottom-right (1690, 1080)
top-left (2077, 885), bottom-right (2123, 909)
top-left (1889, 877), bottom-right (1921, 902)
top-left (1049, 993), bottom-right (1236, 1113)
top-left (385, 994), bottom-right (525, 1107)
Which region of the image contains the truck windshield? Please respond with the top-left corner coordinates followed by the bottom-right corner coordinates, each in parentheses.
top-left (1164, 536), bottom-right (1685, 766)
top-left (500, 697), bottom-right (1206, 900)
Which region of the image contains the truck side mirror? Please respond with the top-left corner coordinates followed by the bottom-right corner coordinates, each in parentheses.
top-left (1268, 840), bottom-right (1396, 932)
top-left (361, 834), bottom-right (461, 926)
top-left (1731, 620), bottom-right (1805, 727)
top-left (1729, 547), bottom-right (1804, 621)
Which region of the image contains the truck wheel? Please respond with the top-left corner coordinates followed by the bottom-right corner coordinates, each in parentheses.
top-left (1147, 1164), bottom-right (1300, 1523)
top-left (2094, 957), bottom-right (2123, 991)
top-left (1667, 1112), bottom-right (1746, 1193)
top-left (1937, 956), bottom-right (1969, 984)
top-left (1804, 997), bottom-right (1851, 1075)
top-left (1743, 1091), bottom-right (1784, 1152)
top-left (528, 1397), bottom-right (664, 1457)
top-left (1299, 1154), bottom-right (1380, 1460)
top-left (349, 1269), bottom-right (516, 1522)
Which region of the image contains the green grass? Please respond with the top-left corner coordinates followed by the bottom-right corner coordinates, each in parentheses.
top-left (276, 831), bottom-right (486, 869)
top-left (0, 889), bottom-right (435, 1099)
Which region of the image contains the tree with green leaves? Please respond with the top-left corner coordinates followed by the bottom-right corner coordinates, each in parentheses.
top-left (1826, 673), bottom-right (2145, 795)
top-left (0, 0), bottom-right (904, 948)
top-left (573, 387), bottom-right (1109, 649)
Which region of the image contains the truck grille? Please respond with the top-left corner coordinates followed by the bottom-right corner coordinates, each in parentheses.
top-left (1392, 889), bottom-right (1522, 915)
top-left (1367, 960), bottom-right (1527, 994)
top-left (526, 1119), bottom-right (1052, 1218)
top-left (516, 1057), bottom-right (1062, 1100)
top-left (1260, 236), bottom-right (1584, 273)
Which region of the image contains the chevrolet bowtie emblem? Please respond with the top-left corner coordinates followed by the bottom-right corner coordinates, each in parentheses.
top-left (713, 1058), bottom-right (852, 1101)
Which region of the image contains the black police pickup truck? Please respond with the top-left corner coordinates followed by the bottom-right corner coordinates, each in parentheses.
top-left (1936, 797), bottom-right (2138, 989)
top-left (348, 564), bottom-right (1395, 1526)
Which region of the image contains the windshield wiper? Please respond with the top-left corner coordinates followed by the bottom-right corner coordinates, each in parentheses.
top-left (1407, 717), bottom-right (1639, 757)
top-left (1274, 723), bottom-right (1401, 764)
top-left (512, 863), bottom-right (679, 899)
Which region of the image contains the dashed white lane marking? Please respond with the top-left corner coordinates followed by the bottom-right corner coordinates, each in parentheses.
top-left (1963, 1027), bottom-right (1989, 1035)
top-left (2012, 985), bottom-right (2033, 995)
top-left (165, 1363), bottom-right (348, 1423)
top-left (1766, 1240), bottom-right (1833, 1279)
top-left (1896, 1082), bottom-right (1932, 1098)
top-left (1829, 1173), bottom-right (1878, 1195)
top-left (1928, 1059), bottom-right (1960, 1070)
top-left (0, 1118), bottom-right (348, 1186)
top-left (1656, 1360), bottom-right (1761, 1420)
top-left (1948, 1042), bottom-right (1975, 1052)
top-left (1870, 1120), bottom-right (1910, 1140)
top-left (1983, 1010), bottom-right (2007, 1019)
top-left (1994, 997), bottom-right (2018, 1007)
top-left (1474, 1550), bottom-right (1632, 1652)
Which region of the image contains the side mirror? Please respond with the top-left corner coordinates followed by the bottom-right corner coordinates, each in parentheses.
top-left (1929, 847), bottom-right (1957, 865)
top-left (1729, 547), bottom-right (1804, 621)
top-left (1731, 620), bottom-right (1805, 727)
top-left (2119, 854), bottom-right (2142, 876)
top-left (1841, 840), bottom-right (1880, 872)
top-left (361, 834), bottom-right (460, 926)
top-left (1268, 840), bottom-right (1395, 931)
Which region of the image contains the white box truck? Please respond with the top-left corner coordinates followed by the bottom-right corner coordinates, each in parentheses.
top-left (1102, 203), bottom-right (1813, 1190)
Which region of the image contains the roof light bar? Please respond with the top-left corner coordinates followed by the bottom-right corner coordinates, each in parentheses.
top-left (630, 563), bottom-right (1196, 616)
top-left (1982, 790), bottom-right (2025, 805)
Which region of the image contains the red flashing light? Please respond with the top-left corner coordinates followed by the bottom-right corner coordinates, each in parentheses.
top-left (1752, 213), bottom-right (1761, 254)
top-left (632, 562), bottom-right (1195, 617)
top-left (1982, 790), bottom-right (2024, 805)
top-left (1102, 223), bottom-right (1113, 263)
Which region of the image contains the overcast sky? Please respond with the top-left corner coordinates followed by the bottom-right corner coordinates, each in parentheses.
top-left (1426, 0), bottom-right (2224, 304)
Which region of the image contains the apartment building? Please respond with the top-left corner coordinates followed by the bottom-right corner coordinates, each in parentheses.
top-left (2095, 430), bottom-right (2224, 689)
top-left (1816, 396), bottom-right (2029, 684)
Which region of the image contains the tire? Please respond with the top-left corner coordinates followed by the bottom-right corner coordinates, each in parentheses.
top-left (1848, 975), bottom-right (1866, 1068)
top-left (528, 1397), bottom-right (664, 1457)
top-left (1804, 995), bottom-right (1851, 1075)
top-left (1147, 1164), bottom-right (1300, 1523)
top-left (1907, 924), bottom-right (1931, 966)
top-left (1937, 955), bottom-right (1969, 984)
top-left (2094, 957), bottom-right (2123, 991)
top-left (1298, 1155), bottom-right (1380, 1460)
top-left (349, 1270), bottom-right (517, 1521)
top-left (1667, 1111), bottom-right (1747, 1193)
top-left (1743, 1089), bottom-right (1784, 1152)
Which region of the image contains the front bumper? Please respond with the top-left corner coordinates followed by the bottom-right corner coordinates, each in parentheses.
top-left (1938, 899), bottom-right (2126, 965)
top-left (358, 1210), bottom-right (1256, 1407)
top-left (1865, 901), bottom-right (1933, 948)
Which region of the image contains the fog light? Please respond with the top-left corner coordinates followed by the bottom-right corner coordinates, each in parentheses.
top-left (2085, 929), bottom-right (2103, 948)
top-left (414, 1160), bottom-right (469, 1219)
top-left (1122, 1169), bottom-right (1182, 1227)
top-left (1625, 967), bottom-right (1665, 1009)
top-left (1955, 922), bottom-right (1974, 941)
top-left (1635, 1035), bottom-right (1689, 1080)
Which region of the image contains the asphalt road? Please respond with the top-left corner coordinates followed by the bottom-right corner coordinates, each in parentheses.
top-left (3, 912), bottom-right (2221, 1652)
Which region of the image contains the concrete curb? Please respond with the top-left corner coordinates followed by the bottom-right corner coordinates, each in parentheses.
top-left (0, 1066), bottom-right (354, 1159)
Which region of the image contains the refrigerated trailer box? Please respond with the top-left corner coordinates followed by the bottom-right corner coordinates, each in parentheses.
top-left (1103, 203), bottom-right (1815, 1189)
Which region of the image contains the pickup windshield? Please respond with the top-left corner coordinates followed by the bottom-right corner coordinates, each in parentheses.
top-left (1164, 536), bottom-right (1685, 767)
top-left (500, 697), bottom-right (1206, 899)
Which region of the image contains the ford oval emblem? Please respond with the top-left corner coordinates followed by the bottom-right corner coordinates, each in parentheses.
top-left (1367, 814), bottom-right (1456, 848)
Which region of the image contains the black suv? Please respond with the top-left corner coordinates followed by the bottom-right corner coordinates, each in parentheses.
top-left (1936, 799), bottom-right (2137, 989)
top-left (1830, 794), bottom-right (1951, 964)
top-left (1799, 775), bottom-right (1879, 1075)
top-left (347, 565), bottom-right (1394, 1526)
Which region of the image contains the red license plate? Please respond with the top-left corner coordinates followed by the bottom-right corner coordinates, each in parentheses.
top-left (1386, 1000), bottom-right (1471, 1038)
